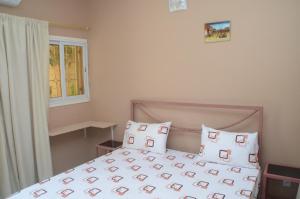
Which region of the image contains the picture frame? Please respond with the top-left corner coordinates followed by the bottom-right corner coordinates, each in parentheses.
top-left (204, 21), bottom-right (231, 43)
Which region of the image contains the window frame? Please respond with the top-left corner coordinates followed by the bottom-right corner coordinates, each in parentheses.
top-left (49, 35), bottom-right (90, 107)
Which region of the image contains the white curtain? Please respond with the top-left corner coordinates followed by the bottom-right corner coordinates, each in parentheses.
top-left (0, 13), bottom-right (53, 199)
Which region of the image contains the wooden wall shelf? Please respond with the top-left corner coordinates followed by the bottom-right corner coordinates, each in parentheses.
top-left (49, 121), bottom-right (117, 138)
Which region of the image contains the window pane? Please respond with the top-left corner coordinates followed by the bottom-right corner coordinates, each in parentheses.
top-left (49, 44), bottom-right (62, 98)
top-left (64, 45), bottom-right (84, 96)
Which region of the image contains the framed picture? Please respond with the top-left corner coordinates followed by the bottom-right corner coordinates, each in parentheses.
top-left (204, 21), bottom-right (231, 43)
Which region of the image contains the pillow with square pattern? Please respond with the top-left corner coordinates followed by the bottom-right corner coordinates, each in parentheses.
top-left (122, 120), bottom-right (172, 154)
top-left (200, 124), bottom-right (259, 169)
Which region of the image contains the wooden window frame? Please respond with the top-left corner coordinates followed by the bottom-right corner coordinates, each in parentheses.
top-left (49, 36), bottom-right (90, 107)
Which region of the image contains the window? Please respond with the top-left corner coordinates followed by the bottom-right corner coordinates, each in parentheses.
top-left (49, 36), bottom-right (89, 107)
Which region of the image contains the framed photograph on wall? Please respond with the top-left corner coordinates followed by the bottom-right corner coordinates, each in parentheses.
top-left (204, 21), bottom-right (231, 43)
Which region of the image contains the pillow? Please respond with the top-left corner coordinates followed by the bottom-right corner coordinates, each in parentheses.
top-left (122, 120), bottom-right (172, 154)
top-left (200, 125), bottom-right (259, 169)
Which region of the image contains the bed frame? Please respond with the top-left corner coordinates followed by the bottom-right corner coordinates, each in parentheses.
top-left (131, 99), bottom-right (263, 160)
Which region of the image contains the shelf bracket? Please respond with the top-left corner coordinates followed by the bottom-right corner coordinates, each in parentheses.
top-left (83, 128), bottom-right (87, 138)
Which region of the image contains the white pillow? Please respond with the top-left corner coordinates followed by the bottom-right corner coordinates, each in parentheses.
top-left (200, 125), bottom-right (259, 169)
top-left (122, 120), bottom-right (171, 154)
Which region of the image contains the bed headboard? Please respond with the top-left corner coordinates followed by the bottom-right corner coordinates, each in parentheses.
top-left (131, 99), bottom-right (263, 160)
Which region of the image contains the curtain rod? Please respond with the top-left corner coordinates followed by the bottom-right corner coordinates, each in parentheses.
top-left (49, 22), bottom-right (90, 31)
top-left (1, 13), bottom-right (90, 31)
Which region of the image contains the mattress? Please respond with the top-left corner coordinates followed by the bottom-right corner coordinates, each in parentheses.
top-left (8, 147), bottom-right (260, 199)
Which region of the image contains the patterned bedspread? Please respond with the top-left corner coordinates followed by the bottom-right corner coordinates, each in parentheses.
top-left (8, 147), bottom-right (260, 199)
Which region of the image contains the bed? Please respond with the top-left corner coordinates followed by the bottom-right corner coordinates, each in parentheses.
top-left (9, 148), bottom-right (260, 199)
top-left (8, 100), bottom-right (263, 199)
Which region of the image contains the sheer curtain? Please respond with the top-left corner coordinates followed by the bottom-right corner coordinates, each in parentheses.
top-left (0, 13), bottom-right (53, 198)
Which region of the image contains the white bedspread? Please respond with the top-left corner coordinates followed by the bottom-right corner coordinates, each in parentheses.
top-left (8, 148), bottom-right (260, 199)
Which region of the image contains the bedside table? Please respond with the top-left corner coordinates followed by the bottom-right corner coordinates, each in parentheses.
top-left (262, 163), bottom-right (300, 199)
top-left (96, 140), bottom-right (123, 156)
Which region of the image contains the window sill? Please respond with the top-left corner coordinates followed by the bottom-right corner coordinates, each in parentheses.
top-left (49, 97), bottom-right (90, 108)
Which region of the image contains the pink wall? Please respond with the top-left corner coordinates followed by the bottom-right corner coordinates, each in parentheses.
top-left (0, 0), bottom-right (92, 128)
top-left (88, 0), bottom-right (300, 167)
top-left (0, 0), bottom-right (96, 173)
top-left (1, 0), bottom-right (300, 170)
